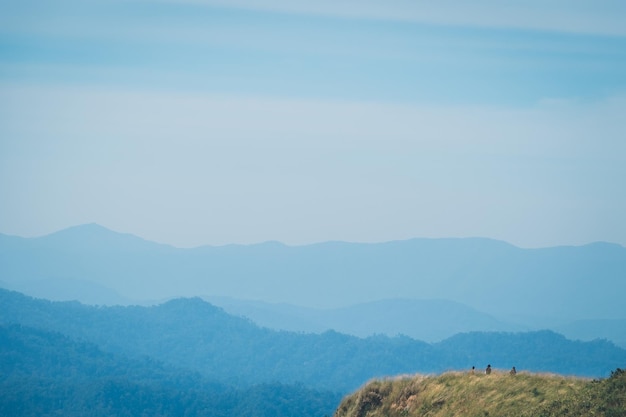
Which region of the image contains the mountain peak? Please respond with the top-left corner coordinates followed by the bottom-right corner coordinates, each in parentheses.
top-left (39, 223), bottom-right (174, 252)
top-left (44, 223), bottom-right (120, 238)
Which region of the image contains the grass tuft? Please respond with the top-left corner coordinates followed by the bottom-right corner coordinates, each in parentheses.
top-left (334, 368), bottom-right (626, 417)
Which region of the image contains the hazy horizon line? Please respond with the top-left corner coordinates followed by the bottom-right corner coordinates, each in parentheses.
top-left (3, 222), bottom-right (623, 251)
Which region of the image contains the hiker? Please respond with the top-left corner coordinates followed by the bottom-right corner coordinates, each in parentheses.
top-left (485, 364), bottom-right (492, 375)
top-left (510, 366), bottom-right (517, 375)
top-left (470, 366), bottom-right (475, 375)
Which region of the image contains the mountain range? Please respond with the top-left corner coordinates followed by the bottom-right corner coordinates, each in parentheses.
top-left (2, 288), bottom-right (625, 416)
top-left (204, 296), bottom-right (523, 341)
top-left (2, 289), bottom-right (624, 389)
top-left (1, 223), bottom-right (625, 347)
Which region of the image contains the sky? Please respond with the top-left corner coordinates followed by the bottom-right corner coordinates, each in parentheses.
top-left (1, 0), bottom-right (625, 248)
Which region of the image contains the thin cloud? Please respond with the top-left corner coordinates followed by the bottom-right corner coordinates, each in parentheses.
top-left (162, 0), bottom-right (626, 36)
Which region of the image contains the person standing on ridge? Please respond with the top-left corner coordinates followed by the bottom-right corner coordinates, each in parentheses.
top-left (485, 364), bottom-right (492, 375)
top-left (510, 366), bottom-right (517, 375)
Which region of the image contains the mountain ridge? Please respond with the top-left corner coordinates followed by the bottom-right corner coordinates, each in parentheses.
top-left (1, 288), bottom-right (624, 394)
top-left (0, 224), bottom-right (626, 343)
top-left (2, 224), bottom-right (625, 347)
top-left (206, 296), bottom-right (524, 342)
top-left (6, 223), bottom-right (625, 250)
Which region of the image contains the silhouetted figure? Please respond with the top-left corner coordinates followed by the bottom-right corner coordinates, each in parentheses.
top-left (470, 366), bottom-right (475, 375)
top-left (485, 364), bottom-right (492, 375)
top-left (510, 366), bottom-right (517, 375)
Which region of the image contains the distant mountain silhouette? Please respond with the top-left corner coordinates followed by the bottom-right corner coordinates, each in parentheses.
top-left (206, 297), bottom-right (524, 342)
top-left (38, 223), bottom-right (176, 251)
top-left (1, 224), bottom-right (625, 346)
top-left (2, 276), bottom-right (130, 305)
top-left (554, 319), bottom-right (626, 349)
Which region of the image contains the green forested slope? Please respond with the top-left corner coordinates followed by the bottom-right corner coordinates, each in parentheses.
top-left (1, 288), bottom-right (625, 393)
top-left (0, 324), bottom-right (341, 417)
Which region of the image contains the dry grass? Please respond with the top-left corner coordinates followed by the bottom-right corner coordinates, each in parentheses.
top-left (334, 371), bottom-right (593, 417)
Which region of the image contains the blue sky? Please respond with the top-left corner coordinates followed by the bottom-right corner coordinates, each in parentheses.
top-left (1, 0), bottom-right (625, 247)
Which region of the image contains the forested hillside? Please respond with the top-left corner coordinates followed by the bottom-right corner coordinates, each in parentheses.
top-left (0, 289), bottom-right (435, 392)
top-left (2, 224), bottom-right (625, 326)
top-left (1, 289), bottom-right (624, 394)
top-left (0, 324), bottom-right (341, 417)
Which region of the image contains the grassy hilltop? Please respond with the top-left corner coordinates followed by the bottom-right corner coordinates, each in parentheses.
top-left (334, 368), bottom-right (626, 417)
